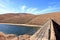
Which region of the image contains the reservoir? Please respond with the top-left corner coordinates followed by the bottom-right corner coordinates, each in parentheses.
top-left (0, 24), bottom-right (39, 36)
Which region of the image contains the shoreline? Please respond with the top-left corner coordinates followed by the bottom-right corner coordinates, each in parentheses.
top-left (0, 23), bottom-right (41, 27)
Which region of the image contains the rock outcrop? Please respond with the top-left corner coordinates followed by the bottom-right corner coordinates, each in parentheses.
top-left (11, 34), bottom-right (30, 40)
top-left (0, 32), bottom-right (30, 40)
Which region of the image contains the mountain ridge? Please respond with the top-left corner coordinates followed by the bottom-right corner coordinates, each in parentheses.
top-left (0, 12), bottom-right (60, 25)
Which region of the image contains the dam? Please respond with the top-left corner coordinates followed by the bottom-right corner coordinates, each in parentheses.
top-left (0, 19), bottom-right (60, 40)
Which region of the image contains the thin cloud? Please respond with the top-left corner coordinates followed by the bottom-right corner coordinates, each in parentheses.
top-left (26, 8), bottom-right (38, 13)
top-left (49, 2), bottom-right (60, 8)
top-left (20, 5), bottom-right (60, 14)
top-left (0, 0), bottom-right (10, 8)
top-left (38, 6), bottom-right (60, 14)
top-left (20, 5), bottom-right (39, 13)
top-left (0, 0), bottom-right (19, 14)
top-left (0, 4), bottom-right (6, 8)
top-left (30, 8), bottom-right (38, 13)
top-left (26, 8), bottom-right (33, 12)
top-left (21, 5), bottom-right (26, 12)
top-left (0, 0), bottom-right (10, 2)
top-left (0, 8), bottom-right (19, 14)
top-left (0, 0), bottom-right (60, 14)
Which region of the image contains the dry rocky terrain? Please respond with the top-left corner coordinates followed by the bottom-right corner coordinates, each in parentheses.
top-left (0, 12), bottom-right (60, 25)
top-left (0, 12), bottom-right (60, 40)
top-left (0, 32), bottom-right (30, 40)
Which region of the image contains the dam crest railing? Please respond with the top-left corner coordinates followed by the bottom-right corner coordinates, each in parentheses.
top-left (30, 19), bottom-right (56, 40)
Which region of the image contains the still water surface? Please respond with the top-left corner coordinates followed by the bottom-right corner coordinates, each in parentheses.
top-left (0, 24), bottom-right (39, 35)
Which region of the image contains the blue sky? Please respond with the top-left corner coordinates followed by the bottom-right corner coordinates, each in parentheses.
top-left (0, 0), bottom-right (60, 14)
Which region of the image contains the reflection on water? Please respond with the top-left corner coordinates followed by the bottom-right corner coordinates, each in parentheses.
top-left (0, 24), bottom-right (39, 35)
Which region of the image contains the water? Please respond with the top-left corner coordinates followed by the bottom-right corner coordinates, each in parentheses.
top-left (0, 24), bottom-right (39, 35)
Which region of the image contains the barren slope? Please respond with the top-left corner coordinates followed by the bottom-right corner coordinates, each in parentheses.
top-left (0, 13), bottom-right (36, 24)
top-left (0, 13), bottom-right (20, 20)
top-left (27, 12), bottom-right (60, 25)
top-left (0, 12), bottom-right (60, 25)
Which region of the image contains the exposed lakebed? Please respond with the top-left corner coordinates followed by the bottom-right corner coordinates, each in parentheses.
top-left (0, 24), bottom-right (40, 35)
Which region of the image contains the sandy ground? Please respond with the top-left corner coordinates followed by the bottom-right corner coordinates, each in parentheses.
top-left (0, 23), bottom-right (41, 27)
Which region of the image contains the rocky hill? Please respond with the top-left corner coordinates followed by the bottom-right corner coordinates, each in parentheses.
top-left (0, 13), bottom-right (37, 24)
top-left (27, 12), bottom-right (60, 25)
top-left (0, 12), bottom-right (60, 25)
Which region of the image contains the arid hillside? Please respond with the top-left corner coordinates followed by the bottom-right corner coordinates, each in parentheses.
top-left (0, 13), bottom-right (37, 24)
top-left (27, 12), bottom-right (60, 25)
top-left (0, 13), bottom-right (18, 20)
top-left (0, 12), bottom-right (60, 25)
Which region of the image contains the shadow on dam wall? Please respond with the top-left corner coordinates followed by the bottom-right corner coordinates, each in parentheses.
top-left (52, 20), bottom-right (60, 40)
